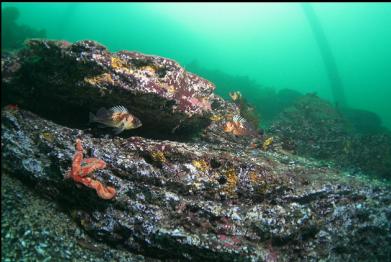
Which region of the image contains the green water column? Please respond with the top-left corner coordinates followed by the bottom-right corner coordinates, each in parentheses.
top-left (302, 3), bottom-right (348, 108)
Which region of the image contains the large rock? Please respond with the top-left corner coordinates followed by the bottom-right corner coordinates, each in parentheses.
top-left (269, 93), bottom-right (349, 159)
top-left (2, 107), bottom-right (390, 261)
top-left (269, 94), bottom-right (391, 179)
top-left (1, 40), bottom-right (215, 136)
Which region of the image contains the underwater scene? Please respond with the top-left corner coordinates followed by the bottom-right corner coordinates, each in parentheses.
top-left (1, 2), bottom-right (391, 261)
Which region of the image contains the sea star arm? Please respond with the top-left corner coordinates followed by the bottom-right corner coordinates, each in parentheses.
top-left (68, 139), bottom-right (116, 200)
top-left (69, 138), bottom-right (83, 182)
top-left (80, 158), bottom-right (107, 177)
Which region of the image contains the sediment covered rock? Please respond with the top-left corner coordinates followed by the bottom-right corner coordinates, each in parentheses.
top-left (1, 39), bottom-right (215, 136)
top-left (2, 107), bottom-right (390, 261)
top-left (269, 93), bottom-right (349, 159)
top-left (269, 93), bottom-right (391, 179)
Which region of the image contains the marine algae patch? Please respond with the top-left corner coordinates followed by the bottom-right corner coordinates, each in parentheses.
top-left (220, 168), bottom-right (238, 198)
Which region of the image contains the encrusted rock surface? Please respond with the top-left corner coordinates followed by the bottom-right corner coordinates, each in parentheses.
top-left (2, 107), bottom-right (390, 261)
top-left (269, 94), bottom-right (391, 179)
top-left (2, 40), bottom-right (390, 260)
top-left (1, 39), bottom-right (215, 136)
top-left (1, 172), bottom-right (149, 262)
top-left (269, 94), bottom-right (349, 160)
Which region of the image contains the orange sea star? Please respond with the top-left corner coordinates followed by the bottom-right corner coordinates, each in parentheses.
top-left (68, 139), bottom-right (116, 199)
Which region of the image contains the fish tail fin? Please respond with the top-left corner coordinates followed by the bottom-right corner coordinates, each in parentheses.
top-left (89, 112), bottom-right (97, 123)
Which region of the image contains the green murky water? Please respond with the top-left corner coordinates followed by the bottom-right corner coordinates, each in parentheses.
top-left (2, 3), bottom-right (391, 261)
top-left (2, 2), bottom-right (391, 128)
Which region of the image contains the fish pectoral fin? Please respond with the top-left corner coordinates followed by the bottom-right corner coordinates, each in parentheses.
top-left (113, 125), bottom-right (125, 135)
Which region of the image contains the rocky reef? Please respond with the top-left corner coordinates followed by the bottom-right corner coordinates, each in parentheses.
top-left (2, 39), bottom-right (215, 137)
top-left (2, 40), bottom-right (391, 261)
top-left (270, 93), bottom-right (391, 179)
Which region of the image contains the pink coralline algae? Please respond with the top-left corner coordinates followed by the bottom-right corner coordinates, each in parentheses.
top-left (218, 234), bottom-right (242, 251)
top-left (188, 97), bottom-right (212, 111)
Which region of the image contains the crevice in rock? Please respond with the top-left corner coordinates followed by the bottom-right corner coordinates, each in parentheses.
top-left (2, 39), bottom-right (215, 142)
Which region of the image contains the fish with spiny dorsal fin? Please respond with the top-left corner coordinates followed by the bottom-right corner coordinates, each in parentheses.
top-left (223, 113), bottom-right (258, 136)
top-left (89, 106), bottom-right (142, 134)
top-left (232, 114), bottom-right (246, 124)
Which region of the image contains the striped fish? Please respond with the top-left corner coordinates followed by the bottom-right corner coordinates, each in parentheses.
top-left (89, 105), bottom-right (142, 134)
top-left (233, 114), bottom-right (246, 124)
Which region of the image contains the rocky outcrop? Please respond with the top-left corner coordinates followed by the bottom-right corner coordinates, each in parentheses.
top-left (1, 40), bottom-right (215, 137)
top-left (2, 107), bottom-right (390, 261)
top-left (269, 94), bottom-right (391, 179)
top-left (2, 40), bottom-right (390, 260)
top-left (269, 93), bottom-right (349, 159)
